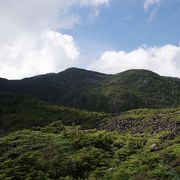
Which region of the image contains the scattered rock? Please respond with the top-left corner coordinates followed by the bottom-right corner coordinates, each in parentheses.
top-left (98, 116), bottom-right (178, 135)
top-left (174, 121), bottom-right (180, 135)
top-left (108, 168), bottom-right (116, 173)
top-left (150, 143), bottom-right (159, 152)
top-left (160, 133), bottom-right (176, 141)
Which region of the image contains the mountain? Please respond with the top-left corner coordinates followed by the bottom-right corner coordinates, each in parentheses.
top-left (0, 68), bottom-right (180, 179)
top-left (0, 68), bottom-right (180, 112)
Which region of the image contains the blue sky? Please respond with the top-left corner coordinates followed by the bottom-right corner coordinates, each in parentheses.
top-left (65, 0), bottom-right (180, 51)
top-left (0, 0), bottom-right (180, 79)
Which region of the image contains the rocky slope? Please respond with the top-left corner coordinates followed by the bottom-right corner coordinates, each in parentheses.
top-left (99, 108), bottom-right (180, 135)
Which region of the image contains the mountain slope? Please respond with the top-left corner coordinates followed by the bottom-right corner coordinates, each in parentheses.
top-left (0, 120), bottom-right (179, 179)
top-left (0, 68), bottom-right (180, 112)
top-left (0, 93), bottom-right (108, 134)
top-left (99, 108), bottom-right (180, 134)
top-left (98, 69), bottom-right (180, 111)
top-left (0, 68), bottom-right (109, 112)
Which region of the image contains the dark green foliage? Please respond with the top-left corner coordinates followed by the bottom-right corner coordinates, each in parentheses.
top-left (0, 93), bottom-right (108, 133)
top-left (0, 68), bottom-right (180, 112)
top-left (0, 122), bottom-right (179, 179)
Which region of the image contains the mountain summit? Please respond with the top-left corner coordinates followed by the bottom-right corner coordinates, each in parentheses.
top-left (0, 68), bottom-right (180, 112)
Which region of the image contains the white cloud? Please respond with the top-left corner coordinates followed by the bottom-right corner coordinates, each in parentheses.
top-left (144, 0), bottom-right (161, 21)
top-left (88, 44), bottom-right (180, 78)
top-left (0, 30), bottom-right (79, 79)
top-left (0, 0), bottom-right (109, 79)
top-left (144, 0), bottom-right (161, 11)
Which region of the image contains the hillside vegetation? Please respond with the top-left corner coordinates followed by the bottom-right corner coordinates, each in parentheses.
top-left (0, 121), bottom-right (179, 180)
top-left (0, 68), bottom-right (180, 112)
top-left (0, 93), bottom-right (108, 134)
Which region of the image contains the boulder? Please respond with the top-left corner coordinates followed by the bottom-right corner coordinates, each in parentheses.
top-left (150, 143), bottom-right (159, 152)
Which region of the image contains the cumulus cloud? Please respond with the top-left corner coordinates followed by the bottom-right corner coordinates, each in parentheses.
top-left (0, 0), bottom-right (109, 79)
top-left (0, 30), bottom-right (79, 79)
top-left (88, 44), bottom-right (180, 78)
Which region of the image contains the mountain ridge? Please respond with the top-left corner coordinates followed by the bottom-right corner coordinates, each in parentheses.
top-left (0, 68), bottom-right (180, 112)
top-left (1, 67), bottom-right (180, 80)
